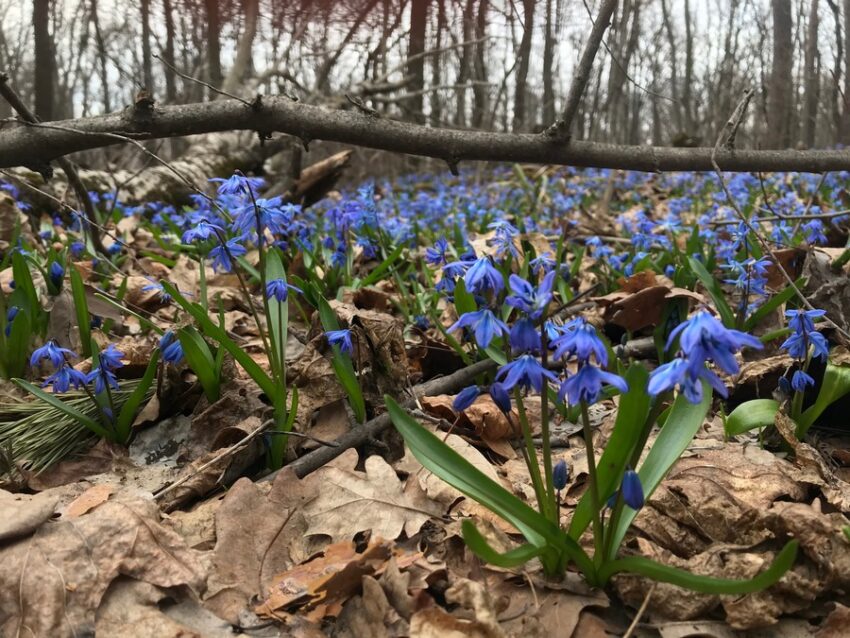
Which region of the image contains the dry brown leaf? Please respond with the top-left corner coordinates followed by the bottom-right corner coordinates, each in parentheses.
top-left (254, 538), bottom-right (393, 619)
top-left (203, 469), bottom-right (317, 624)
top-left (410, 578), bottom-right (506, 638)
top-left (63, 483), bottom-right (116, 518)
top-left (816, 603), bottom-right (850, 637)
top-left (0, 489), bottom-right (206, 637)
top-left (302, 450), bottom-right (443, 542)
top-left (0, 488), bottom-right (58, 542)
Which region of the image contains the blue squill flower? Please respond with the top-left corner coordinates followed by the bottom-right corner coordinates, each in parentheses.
top-left (553, 459), bottom-right (569, 490)
top-left (509, 318), bottom-right (541, 354)
top-left (326, 329), bottom-right (354, 355)
top-left (558, 364), bottom-right (628, 405)
top-left (505, 271), bottom-right (556, 319)
top-left (208, 238), bottom-right (246, 273)
top-left (552, 318), bottom-right (608, 366)
top-left (160, 331), bottom-right (184, 364)
top-left (667, 310), bottom-right (762, 376)
top-left (99, 344), bottom-right (124, 370)
top-left (425, 238), bottom-right (449, 266)
top-left (49, 261), bottom-right (65, 288)
top-left (44, 364), bottom-right (87, 393)
top-left (496, 354), bottom-right (557, 392)
top-left (791, 369), bottom-right (815, 392)
top-left (447, 309), bottom-right (508, 349)
top-left (464, 257), bottom-right (504, 295)
top-left (31, 340), bottom-right (77, 369)
top-left (621, 468), bottom-right (644, 510)
top-left (265, 279), bottom-right (301, 302)
top-left (489, 382), bottom-right (511, 413)
top-left (182, 220), bottom-right (223, 244)
top-left (647, 355), bottom-right (729, 403)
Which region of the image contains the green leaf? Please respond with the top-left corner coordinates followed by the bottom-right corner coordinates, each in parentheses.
top-left (265, 249), bottom-right (289, 380)
top-left (115, 350), bottom-right (159, 442)
top-left (359, 243), bottom-right (404, 288)
top-left (569, 365), bottom-right (651, 539)
top-left (461, 519), bottom-right (545, 568)
top-left (744, 278), bottom-right (805, 332)
top-left (453, 278), bottom-right (477, 316)
top-left (724, 399), bottom-right (779, 436)
top-left (12, 251), bottom-right (39, 317)
top-left (2, 308), bottom-right (32, 379)
top-left (608, 384), bottom-right (711, 554)
top-left (13, 379), bottom-right (110, 439)
top-left (314, 287), bottom-right (366, 423)
top-left (385, 396), bottom-right (595, 577)
top-left (599, 540), bottom-right (798, 594)
top-left (161, 282), bottom-right (276, 399)
top-left (69, 267), bottom-right (92, 357)
top-left (797, 362), bottom-right (850, 437)
top-left (177, 327), bottom-right (220, 402)
top-left (687, 257), bottom-right (735, 328)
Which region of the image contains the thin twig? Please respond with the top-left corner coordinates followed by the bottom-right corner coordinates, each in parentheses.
top-left (152, 53), bottom-right (253, 106)
top-left (622, 583), bottom-right (656, 638)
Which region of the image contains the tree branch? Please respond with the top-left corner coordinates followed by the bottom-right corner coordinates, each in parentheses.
top-left (0, 95), bottom-right (849, 173)
top-left (547, 0), bottom-right (618, 138)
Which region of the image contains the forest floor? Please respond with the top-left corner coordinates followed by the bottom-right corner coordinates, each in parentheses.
top-left (1, 164), bottom-right (850, 637)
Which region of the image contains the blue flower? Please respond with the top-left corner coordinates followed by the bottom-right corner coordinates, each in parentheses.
top-left (425, 238), bottom-right (449, 266)
top-left (210, 173), bottom-right (253, 196)
top-left (31, 340), bottom-right (77, 369)
top-left (208, 238), bottom-right (246, 273)
top-left (781, 330), bottom-right (829, 361)
top-left (182, 220), bottom-right (223, 244)
top-left (552, 319), bottom-right (608, 366)
top-left (647, 355), bottom-right (728, 403)
top-left (667, 310), bottom-right (762, 375)
top-left (99, 344), bottom-right (124, 371)
top-left (87, 365), bottom-right (119, 395)
top-left (70, 241), bottom-right (86, 258)
top-left (49, 261), bottom-right (65, 288)
top-left (791, 369), bottom-right (815, 392)
top-left (496, 354), bottom-right (557, 392)
top-left (553, 459), bottom-right (569, 491)
top-left (509, 318), bottom-right (541, 354)
top-left (232, 198), bottom-right (294, 239)
top-left (141, 279), bottom-right (174, 304)
top-left (108, 242), bottom-right (123, 256)
top-left (4, 306), bottom-right (19, 337)
top-left (464, 257), bottom-right (504, 295)
top-left (505, 271), bottom-right (556, 319)
top-left (265, 279), bottom-right (301, 302)
top-left (326, 329), bottom-right (354, 355)
top-left (452, 385), bottom-right (480, 411)
top-left (786, 309), bottom-right (825, 334)
top-left (160, 331), bottom-right (184, 364)
top-left (489, 382), bottom-right (512, 413)
top-left (44, 365), bottom-right (87, 394)
top-left (621, 468), bottom-right (644, 510)
top-left (447, 309), bottom-right (509, 349)
top-left (558, 364), bottom-right (628, 405)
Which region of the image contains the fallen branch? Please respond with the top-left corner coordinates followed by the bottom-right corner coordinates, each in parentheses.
top-left (1, 95), bottom-right (849, 173)
top-left (271, 358), bottom-right (497, 481)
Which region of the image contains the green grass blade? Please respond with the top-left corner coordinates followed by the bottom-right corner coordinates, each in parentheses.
top-left (115, 350), bottom-right (160, 442)
top-left (69, 267), bottom-right (92, 357)
top-left (461, 519), bottom-right (545, 568)
top-left (687, 256), bottom-right (735, 328)
top-left (13, 379), bottom-right (110, 439)
top-left (744, 277), bottom-right (805, 332)
top-left (177, 327), bottom-right (220, 402)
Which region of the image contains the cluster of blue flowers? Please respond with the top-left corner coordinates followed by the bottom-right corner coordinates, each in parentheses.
top-left (781, 309), bottom-right (829, 391)
top-left (30, 340), bottom-right (125, 398)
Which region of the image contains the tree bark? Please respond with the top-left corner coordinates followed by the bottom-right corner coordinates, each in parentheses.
top-left (803, 0), bottom-right (820, 148)
top-left (430, 0), bottom-right (445, 126)
top-left (513, 0), bottom-right (536, 131)
top-left (407, 0), bottom-right (428, 124)
top-left (90, 0), bottom-right (110, 113)
top-left (33, 0), bottom-right (55, 121)
top-left (205, 0), bottom-right (223, 95)
top-left (471, 0), bottom-right (490, 128)
top-left (163, 0), bottom-right (178, 103)
top-left (768, 0), bottom-right (794, 148)
top-left (140, 0), bottom-right (154, 92)
top-left (542, 0), bottom-right (555, 125)
top-left (4, 96), bottom-right (850, 173)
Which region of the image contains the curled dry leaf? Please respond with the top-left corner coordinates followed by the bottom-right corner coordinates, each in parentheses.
top-left (0, 488), bottom-right (58, 542)
top-left (410, 577), bottom-right (506, 638)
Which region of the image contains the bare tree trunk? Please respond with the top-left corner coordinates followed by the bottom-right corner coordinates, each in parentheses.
top-left (221, 0), bottom-right (259, 96)
top-left (471, 0), bottom-right (489, 128)
top-left (541, 0), bottom-right (555, 125)
top-left (803, 0), bottom-right (820, 147)
top-left (163, 0), bottom-right (177, 103)
top-left (33, 0), bottom-right (55, 120)
top-left (407, 0), bottom-right (428, 123)
top-left (205, 0), bottom-right (222, 95)
top-left (513, 0), bottom-right (536, 131)
top-left (456, 0), bottom-right (475, 127)
top-left (843, 0), bottom-right (850, 142)
top-left (683, 0), bottom-right (694, 133)
top-left (826, 1), bottom-right (842, 139)
top-left (660, 0), bottom-right (682, 135)
top-left (768, 0), bottom-right (794, 148)
top-left (140, 0), bottom-right (154, 92)
top-left (90, 0), bottom-right (110, 112)
top-left (430, 0), bottom-right (445, 126)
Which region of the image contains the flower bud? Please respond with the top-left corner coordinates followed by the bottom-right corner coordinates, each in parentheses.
top-left (489, 382), bottom-right (511, 414)
top-left (49, 261), bottom-right (65, 289)
top-left (452, 385), bottom-right (480, 412)
top-left (553, 459), bottom-right (569, 491)
top-left (622, 468), bottom-right (644, 510)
